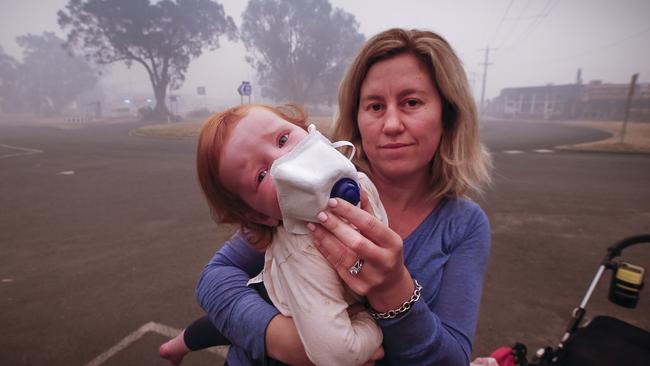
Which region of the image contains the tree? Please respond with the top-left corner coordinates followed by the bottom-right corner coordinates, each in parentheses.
top-left (14, 32), bottom-right (98, 116)
top-left (241, 0), bottom-right (364, 105)
top-left (58, 0), bottom-right (237, 118)
top-left (0, 45), bottom-right (19, 113)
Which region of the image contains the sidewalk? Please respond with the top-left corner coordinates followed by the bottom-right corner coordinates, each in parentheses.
top-left (0, 113), bottom-right (142, 130)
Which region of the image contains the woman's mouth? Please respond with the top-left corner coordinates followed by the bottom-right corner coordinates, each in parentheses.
top-left (381, 142), bottom-right (412, 149)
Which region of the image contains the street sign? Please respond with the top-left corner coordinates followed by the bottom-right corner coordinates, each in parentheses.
top-left (238, 81), bottom-right (252, 96)
top-left (197, 86), bottom-right (206, 95)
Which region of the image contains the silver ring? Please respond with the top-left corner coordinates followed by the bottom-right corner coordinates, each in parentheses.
top-left (349, 256), bottom-right (363, 276)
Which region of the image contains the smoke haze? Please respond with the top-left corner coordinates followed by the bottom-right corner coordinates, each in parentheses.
top-left (1, 0), bottom-right (648, 112)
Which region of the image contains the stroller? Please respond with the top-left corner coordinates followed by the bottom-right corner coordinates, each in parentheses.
top-left (510, 234), bottom-right (650, 366)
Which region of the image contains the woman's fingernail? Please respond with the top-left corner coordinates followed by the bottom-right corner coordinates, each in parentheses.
top-left (328, 198), bottom-right (338, 207)
top-left (307, 223), bottom-right (316, 231)
top-left (317, 211), bottom-right (328, 222)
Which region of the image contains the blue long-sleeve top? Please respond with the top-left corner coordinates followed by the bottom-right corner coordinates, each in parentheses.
top-left (196, 197), bottom-right (491, 365)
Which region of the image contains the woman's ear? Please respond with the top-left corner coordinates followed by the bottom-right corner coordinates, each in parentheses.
top-left (244, 211), bottom-right (280, 227)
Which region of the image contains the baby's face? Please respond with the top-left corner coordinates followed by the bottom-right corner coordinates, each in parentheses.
top-left (218, 107), bottom-right (308, 226)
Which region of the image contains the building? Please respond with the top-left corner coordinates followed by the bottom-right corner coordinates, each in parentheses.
top-left (488, 78), bottom-right (650, 121)
top-left (579, 81), bottom-right (650, 121)
top-left (489, 84), bottom-right (583, 120)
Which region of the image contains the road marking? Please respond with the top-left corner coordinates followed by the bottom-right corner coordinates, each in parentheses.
top-left (534, 149), bottom-right (554, 153)
top-left (84, 321), bottom-right (228, 366)
top-left (0, 143), bottom-right (43, 159)
top-left (502, 150), bottom-right (525, 154)
top-left (58, 171), bottom-right (75, 175)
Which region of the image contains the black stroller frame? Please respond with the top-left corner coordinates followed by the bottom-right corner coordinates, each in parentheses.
top-left (514, 234), bottom-right (650, 366)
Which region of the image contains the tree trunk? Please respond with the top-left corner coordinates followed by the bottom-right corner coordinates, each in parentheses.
top-left (152, 82), bottom-right (170, 120)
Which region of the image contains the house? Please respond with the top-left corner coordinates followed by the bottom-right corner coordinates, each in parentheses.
top-left (488, 77), bottom-right (650, 121)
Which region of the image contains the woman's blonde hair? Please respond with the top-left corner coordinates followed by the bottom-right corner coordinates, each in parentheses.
top-left (334, 28), bottom-right (491, 199)
top-left (196, 104), bottom-right (308, 250)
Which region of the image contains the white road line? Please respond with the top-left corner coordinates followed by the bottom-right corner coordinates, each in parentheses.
top-left (84, 321), bottom-right (228, 366)
top-left (502, 150), bottom-right (525, 154)
top-left (0, 143), bottom-right (43, 159)
top-left (534, 149), bottom-right (554, 153)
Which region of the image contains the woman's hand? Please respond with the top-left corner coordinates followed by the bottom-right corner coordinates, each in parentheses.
top-left (308, 192), bottom-right (414, 312)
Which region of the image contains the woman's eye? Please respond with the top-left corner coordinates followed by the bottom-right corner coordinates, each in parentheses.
top-left (257, 170), bottom-right (267, 183)
top-left (278, 134), bottom-right (288, 147)
top-left (370, 103), bottom-right (383, 112)
top-left (406, 99), bottom-right (420, 107)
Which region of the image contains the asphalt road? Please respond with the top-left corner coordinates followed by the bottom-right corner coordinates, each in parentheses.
top-left (1, 118), bottom-right (649, 365)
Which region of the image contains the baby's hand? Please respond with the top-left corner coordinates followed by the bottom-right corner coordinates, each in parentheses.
top-left (362, 345), bottom-right (385, 365)
top-left (346, 302), bottom-right (366, 317)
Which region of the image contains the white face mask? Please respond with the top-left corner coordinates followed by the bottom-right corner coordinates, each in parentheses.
top-left (270, 124), bottom-right (359, 234)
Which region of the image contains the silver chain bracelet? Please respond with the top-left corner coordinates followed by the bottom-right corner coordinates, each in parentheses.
top-left (368, 279), bottom-right (422, 320)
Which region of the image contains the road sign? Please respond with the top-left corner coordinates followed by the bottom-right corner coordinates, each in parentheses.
top-left (238, 81), bottom-right (252, 96)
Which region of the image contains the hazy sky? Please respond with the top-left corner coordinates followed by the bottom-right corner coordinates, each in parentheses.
top-left (1, 0), bottom-right (649, 108)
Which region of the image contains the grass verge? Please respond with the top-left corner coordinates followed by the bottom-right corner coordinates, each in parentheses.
top-left (133, 116), bottom-right (649, 154)
top-left (557, 120), bottom-right (650, 154)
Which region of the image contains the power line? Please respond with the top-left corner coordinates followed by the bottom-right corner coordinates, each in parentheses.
top-left (545, 25), bottom-right (650, 64)
top-left (495, 0), bottom-right (559, 50)
top-left (507, 0), bottom-right (559, 49)
top-left (495, 0), bottom-right (534, 49)
top-left (489, 0), bottom-right (515, 46)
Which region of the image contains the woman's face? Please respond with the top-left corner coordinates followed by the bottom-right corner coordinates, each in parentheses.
top-left (357, 52), bottom-right (443, 183)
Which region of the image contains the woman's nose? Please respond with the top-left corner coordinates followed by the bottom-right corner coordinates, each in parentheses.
top-left (382, 106), bottom-right (405, 135)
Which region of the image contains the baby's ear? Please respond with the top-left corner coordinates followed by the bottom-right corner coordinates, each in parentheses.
top-left (244, 211), bottom-right (280, 227)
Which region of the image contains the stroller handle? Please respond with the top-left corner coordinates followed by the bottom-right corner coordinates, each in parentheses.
top-left (605, 234), bottom-right (650, 262)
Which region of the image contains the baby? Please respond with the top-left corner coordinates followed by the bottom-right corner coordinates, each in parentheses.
top-left (160, 104), bottom-right (385, 366)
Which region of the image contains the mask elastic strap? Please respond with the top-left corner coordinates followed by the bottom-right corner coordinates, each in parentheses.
top-left (331, 141), bottom-right (356, 160)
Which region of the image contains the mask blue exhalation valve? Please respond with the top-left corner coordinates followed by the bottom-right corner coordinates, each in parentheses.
top-left (330, 178), bottom-right (360, 206)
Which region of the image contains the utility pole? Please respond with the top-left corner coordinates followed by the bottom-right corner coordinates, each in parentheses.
top-left (479, 46), bottom-right (497, 117)
top-left (620, 73), bottom-right (638, 143)
top-left (468, 71), bottom-right (478, 99)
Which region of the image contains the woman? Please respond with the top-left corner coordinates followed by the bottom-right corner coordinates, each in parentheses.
top-left (196, 28), bottom-right (492, 366)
